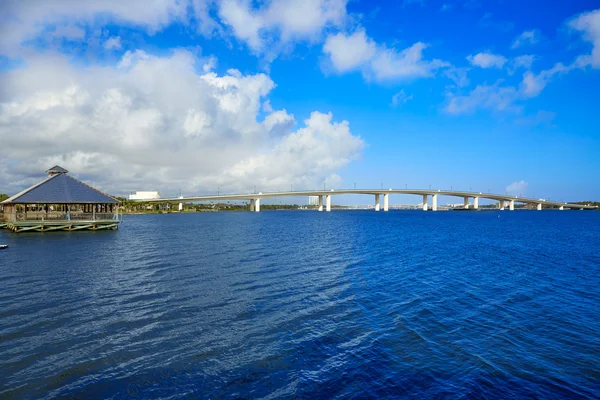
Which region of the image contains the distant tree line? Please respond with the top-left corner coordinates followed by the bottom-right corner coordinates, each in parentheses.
top-left (113, 196), bottom-right (311, 214)
top-left (572, 201), bottom-right (600, 208)
top-left (0, 194), bottom-right (7, 202)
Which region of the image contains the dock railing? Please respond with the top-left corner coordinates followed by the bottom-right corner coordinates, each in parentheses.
top-left (15, 212), bottom-right (119, 222)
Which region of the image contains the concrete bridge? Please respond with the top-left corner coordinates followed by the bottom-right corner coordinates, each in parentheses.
top-left (134, 189), bottom-right (597, 212)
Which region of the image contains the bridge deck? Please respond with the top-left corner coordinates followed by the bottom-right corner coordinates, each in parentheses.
top-left (133, 189), bottom-right (596, 210)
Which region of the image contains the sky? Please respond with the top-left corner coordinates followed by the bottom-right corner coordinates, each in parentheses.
top-left (0, 0), bottom-right (599, 204)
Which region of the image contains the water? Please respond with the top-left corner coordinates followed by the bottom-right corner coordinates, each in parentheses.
top-left (1, 210), bottom-right (599, 399)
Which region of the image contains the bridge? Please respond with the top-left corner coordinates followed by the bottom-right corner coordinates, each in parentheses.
top-left (133, 189), bottom-right (597, 212)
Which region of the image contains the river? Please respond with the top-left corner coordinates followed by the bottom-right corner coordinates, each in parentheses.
top-left (1, 210), bottom-right (599, 398)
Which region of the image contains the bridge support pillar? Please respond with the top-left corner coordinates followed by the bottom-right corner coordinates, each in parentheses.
top-left (464, 197), bottom-right (470, 209)
top-left (178, 195), bottom-right (183, 212)
top-left (249, 199), bottom-right (255, 212)
top-left (383, 194), bottom-right (389, 212)
top-left (500, 200), bottom-right (505, 211)
top-left (536, 203), bottom-right (542, 211)
top-left (510, 200), bottom-right (515, 211)
top-left (474, 197), bottom-right (479, 209)
top-left (326, 195), bottom-right (331, 212)
top-left (559, 206), bottom-right (564, 210)
top-left (375, 194), bottom-right (380, 211)
top-left (318, 195), bottom-right (323, 212)
top-left (432, 194), bottom-right (438, 211)
top-left (255, 199), bottom-right (261, 212)
top-left (422, 195), bottom-right (428, 211)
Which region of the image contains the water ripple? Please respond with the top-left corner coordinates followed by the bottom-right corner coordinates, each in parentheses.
top-left (1, 211), bottom-right (599, 399)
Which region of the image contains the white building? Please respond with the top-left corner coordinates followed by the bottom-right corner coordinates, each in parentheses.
top-left (128, 191), bottom-right (161, 200)
top-left (308, 196), bottom-right (319, 206)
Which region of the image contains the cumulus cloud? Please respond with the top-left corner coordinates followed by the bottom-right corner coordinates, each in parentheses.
top-left (0, 50), bottom-right (364, 195)
top-left (322, 29), bottom-right (376, 73)
top-left (511, 30), bottom-right (540, 49)
top-left (467, 52), bottom-right (507, 68)
top-left (506, 180), bottom-right (528, 195)
top-left (0, 0), bottom-right (191, 56)
top-left (103, 36), bottom-right (122, 50)
top-left (323, 28), bottom-right (449, 82)
top-left (390, 90), bottom-right (413, 107)
top-left (569, 8), bottom-right (600, 68)
top-left (218, 0), bottom-right (347, 55)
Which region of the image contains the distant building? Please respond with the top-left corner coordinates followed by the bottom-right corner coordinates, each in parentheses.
top-left (1, 166), bottom-right (120, 232)
top-left (129, 191), bottom-right (161, 200)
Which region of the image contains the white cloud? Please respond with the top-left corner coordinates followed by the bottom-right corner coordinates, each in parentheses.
top-left (103, 36), bottom-right (122, 50)
top-left (520, 62), bottom-right (571, 98)
top-left (322, 29), bottom-right (376, 72)
top-left (218, 0), bottom-right (347, 55)
top-left (390, 90), bottom-right (413, 107)
top-left (0, 50), bottom-right (364, 195)
top-left (511, 30), bottom-right (540, 49)
top-left (443, 67), bottom-right (470, 87)
top-left (569, 8), bottom-right (600, 68)
top-left (52, 25), bottom-right (86, 40)
top-left (262, 100), bottom-right (274, 113)
top-left (445, 82), bottom-right (520, 115)
top-left (323, 29), bottom-right (449, 82)
top-left (507, 54), bottom-right (535, 75)
top-left (467, 52), bottom-right (507, 68)
top-left (0, 0), bottom-right (190, 56)
top-left (190, 0), bottom-right (222, 36)
top-left (506, 180), bottom-right (528, 195)
top-left (513, 54), bottom-right (535, 70)
top-left (513, 9), bottom-right (600, 99)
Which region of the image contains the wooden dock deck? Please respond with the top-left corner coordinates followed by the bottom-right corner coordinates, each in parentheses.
top-left (0, 213), bottom-right (120, 233)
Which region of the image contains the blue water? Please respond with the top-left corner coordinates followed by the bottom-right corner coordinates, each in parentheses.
top-left (1, 210), bottom-right (599, 399)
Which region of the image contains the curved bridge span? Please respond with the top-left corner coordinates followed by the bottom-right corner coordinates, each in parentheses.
top-left (135, 189), bottom-right (597, 212)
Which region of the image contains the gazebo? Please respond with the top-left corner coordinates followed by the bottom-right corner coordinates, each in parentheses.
top-left (0, 166), bottom-right (121, 232)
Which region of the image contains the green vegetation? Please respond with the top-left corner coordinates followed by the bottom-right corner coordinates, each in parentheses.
top-left (115, 197), bottom-right (330, 214)
top-left (573, 201), bottom-right (600, 209)
top-left (0, 194), bottom-right (8, 202)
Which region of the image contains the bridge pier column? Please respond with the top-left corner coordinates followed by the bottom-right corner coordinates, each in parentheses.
top-left (500, 201), bottom-right (505, 211)
top-left (536, 203), bottom-right (542, 211)
top-left (255, 198), bottom-right (261, 212)
top-left (383, 194), bottom-right (389, 212)
top-left (249, 199), bottom-right (255, 212)
top-left (559, 206), bottom-right (564, 210)
top-left (178, 195), bottom-right (183, 212)
top-left (318, 195), bottom-right (323, 212)
top-left (510, 200), bottom-right (515, 211)
top-left (326, 195), bottom-right (331, 212)
top-left (474, 197), bottom-right (479, 209)
top-left (463, 197), bottom-right (470, 209)
top-left (375, 194), bottom-right (380, 211)
top-left (432, 194), bottom-right (438, 211)
top-left (422, 195), bottom-right (428, 211)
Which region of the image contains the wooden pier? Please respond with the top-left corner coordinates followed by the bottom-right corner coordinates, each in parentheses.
top-left (1, 166), bottom-right (121, 233)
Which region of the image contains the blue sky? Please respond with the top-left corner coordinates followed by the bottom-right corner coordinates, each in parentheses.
top-left (0, 0), bottom-right (599, 203)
